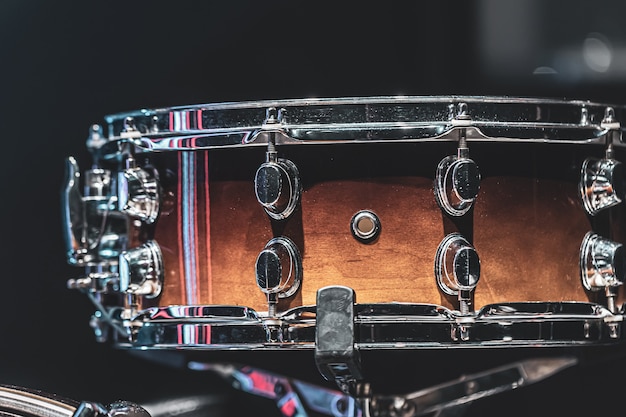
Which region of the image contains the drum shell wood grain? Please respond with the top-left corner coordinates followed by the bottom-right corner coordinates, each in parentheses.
top-left (139, 142), bottom-right (625, 313)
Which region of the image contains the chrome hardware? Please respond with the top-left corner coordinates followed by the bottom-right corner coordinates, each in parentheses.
top-left (580, 107), bottom-right (590, 126)
top-left (254, 158), bottom-right (301, 220)
top-left (580, 157), bottom-right (624, 215)
top-left (449, 102), bottom-right (472, 126)
top-left (204, 358), bottom-right (574, 417)
top-left (120, 116), bottom-right (142, 139)
top-left (117, 165), bottom-right (160, 224)
top-left (262, 106), bottom-right (284, 127)
top-left (255, 236), bottom-right (302, 315)
top-left (367, 357), bottom-right (576, 417)
top-left (98, 96), bottom-right (626, 153)
top-left (120, 301), bottom-right (622, 350)
top-left (0, 385), bottom-right (152, 417)
top-left (434, 112), bottom-right (480, 217)
top-left (119, 240), bottom-right (163, 299)
top-left (580, 107), bottom-right (624, 215)
top-left (67, 268), bottom-right (119, 293)
top-left (117, 240), bottom-right (163, 330)
top-left (63, 157), bottom-right (128, 267)
top-left (601, 107), bottom-right (622, 156)
top-left (434, 154), bottom-right (480, 216)
top-left (580, 232), bottom-right (625, 313)
top-left (435, 233), bottom-right (481, 315)
top-left (255, 107), bottom-right (300, 220)
top-left (117, 123), bottom-right (161, 223)
top-left (350, 210), bottom-right (381, 243)
top-left (601, 107), bottom-right (620, 131)
top-left (315, 286), bottom-right (362, 395)
top-left (86, 124), bottom-right (106, 151)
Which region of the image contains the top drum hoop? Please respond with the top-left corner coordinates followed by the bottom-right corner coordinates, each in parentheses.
top-left (64, 96), bottom-right (626, 357)
top-left (98, 96), bottom-right (625, 154)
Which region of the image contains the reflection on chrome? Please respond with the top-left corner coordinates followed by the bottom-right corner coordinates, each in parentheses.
top-left (89, 300), bottom-right (626, 350)
top-left (88, 96), bottom-right (626, 155)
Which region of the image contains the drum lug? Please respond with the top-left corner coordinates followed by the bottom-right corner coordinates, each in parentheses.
top-left (117, 122), bottom-right (161, 224)
top-left (579, 157), bottom-right (624, 215)
top-left (314, 286), bottom-right (363, 396)
top-left (255, 237), bottom-right (302, 316)
top-left (580, 232), bottom-right (625, 313)
top-left (117, 164), bottom-right (161, 224)
top-left (435, 233), bottom-right (481, 315)
top-left (118, 240), bottom-right (163, 299)
top-left (255, 107), bottom-right (301, 220)
top-left (435, 108), bottom-right (481, 217)
top-left (255, 157), bottom-right (301, 220)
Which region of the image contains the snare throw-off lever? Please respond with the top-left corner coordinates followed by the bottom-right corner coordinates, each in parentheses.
top-left (254, 107), bottom-right (302, 220)
top-left (314, 286), bottom-right (364, 397)
top-left (435, 103), bottom-right (481, 217)
top-left (64, 123), bottom-right (164, 340)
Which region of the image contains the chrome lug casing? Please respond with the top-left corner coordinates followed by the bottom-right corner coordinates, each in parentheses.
top-left (434, 154), bottom-right (481, 217)
top-left (254, 158), bottom-right (301, 221)
top-left (119, 240), bottom-right (163, 299)
top-left (580, 157), bottom-right (624, 215)
top-left (435, 233), bottom-right (481, 315)
top-left (580, 232), bottom-right (625, 291)
top-left (255, 236), bottom-right (303, 316)
top-left (580, 232), bottom-right (625, 314)
top-left (117, 166), bottom-right (160, 224)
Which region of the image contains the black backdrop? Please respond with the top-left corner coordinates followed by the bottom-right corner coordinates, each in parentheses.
top-left (3, 1), bottom-right (626, 416)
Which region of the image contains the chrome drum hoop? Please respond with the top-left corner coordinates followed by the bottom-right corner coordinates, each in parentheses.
top-left (0, 386), bottom-right (77, 417)
top-left (0, 385), bottom-right (152, 417)
top-left (96, 96), bottom-right (626, 155)
top-left (115, 301), bottom-right (624, 351)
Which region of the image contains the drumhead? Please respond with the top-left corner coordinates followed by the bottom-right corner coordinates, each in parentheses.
top-left (100, 96), bottom-right (626, 152)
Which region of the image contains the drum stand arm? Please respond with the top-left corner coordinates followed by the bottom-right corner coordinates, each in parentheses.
top-left (366, 356), bottom-right (577, 417)
top-left (205, 356), bottom-right (576, 417)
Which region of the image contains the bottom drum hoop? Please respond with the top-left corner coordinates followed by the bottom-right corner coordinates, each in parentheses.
top-left (117, 299), bottom-right (623, 351)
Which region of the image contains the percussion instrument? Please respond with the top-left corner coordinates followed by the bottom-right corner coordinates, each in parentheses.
top-left (63, 96), bottom-right (626, 396)
top-left (0, 385), bottom-right (149, 417)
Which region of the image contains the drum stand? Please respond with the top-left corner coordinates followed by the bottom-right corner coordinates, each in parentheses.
top-left (198, 285), bottom-right (579, 417)
top-left (206, 355), bottom-right (576, 417)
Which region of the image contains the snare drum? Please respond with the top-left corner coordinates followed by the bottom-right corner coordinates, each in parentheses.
top-left (63, 96), bottom-right (626, 358)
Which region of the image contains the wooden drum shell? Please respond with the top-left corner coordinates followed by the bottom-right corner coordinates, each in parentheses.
top-left (146, 141), bottom-right (624, 313)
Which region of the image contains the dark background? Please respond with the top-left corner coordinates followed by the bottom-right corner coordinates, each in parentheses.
top-left (3, 1), bottom-right (626, 416)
